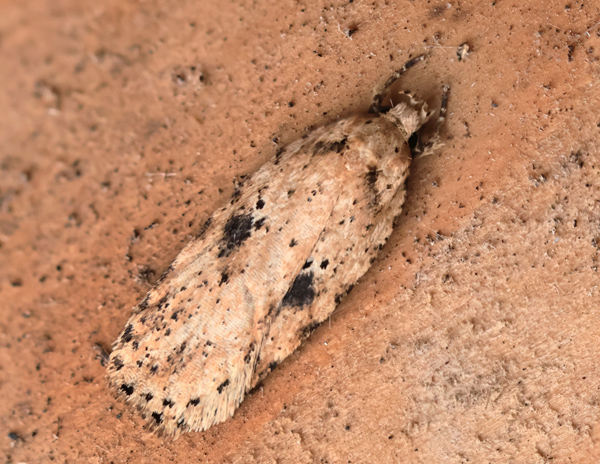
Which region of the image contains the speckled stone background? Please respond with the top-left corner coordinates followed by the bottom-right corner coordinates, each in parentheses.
top-left (2, 0), bottom-right (600, 462)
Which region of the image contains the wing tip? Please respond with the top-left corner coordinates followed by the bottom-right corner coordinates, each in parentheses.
top-left (106, 353), bottom-right (257, 437)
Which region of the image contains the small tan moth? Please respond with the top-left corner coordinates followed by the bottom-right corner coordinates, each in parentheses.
top-left (108, 55), bottom-right (448, 436)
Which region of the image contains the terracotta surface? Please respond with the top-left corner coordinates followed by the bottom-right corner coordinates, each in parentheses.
top-left (2, 0), bottom-right (600, 462)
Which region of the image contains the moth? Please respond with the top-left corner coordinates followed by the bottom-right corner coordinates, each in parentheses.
top-left (107, 55), bottom-right (449, 436)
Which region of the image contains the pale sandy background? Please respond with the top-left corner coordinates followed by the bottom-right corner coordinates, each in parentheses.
top-left (2, 0), bottom-right (600, 462)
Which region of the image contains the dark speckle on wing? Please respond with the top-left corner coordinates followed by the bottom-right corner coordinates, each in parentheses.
top-left (120, 383), bottom-right (135, 396)
top-left (282, 271), bottom-right (315, 308)
top-left (217, 379), bottom-right (230, 393)
top-left (365, 167), bottom-right (381, 209)
top-left (121, 324), bottom-right (134, 343)
top-left (218, 213), bottom-right (254, 258)
top-left (313, 137), bottom-right (347, 155)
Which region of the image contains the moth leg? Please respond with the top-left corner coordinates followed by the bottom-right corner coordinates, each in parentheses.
top-left (436, 84), bottom-right (450, 130)
top-left (370, 55), bottom-right (426, 114)
top-left (413, 84), bottom-right (450, 157)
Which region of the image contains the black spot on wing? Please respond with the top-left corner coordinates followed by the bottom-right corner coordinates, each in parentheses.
top-left (365, 167), bottom-right (379, 187)
top-left (300, 321), bottom-right (320, 339)
top-left (120, 383), bottom-right (134, 396)
top-left (178, 341), bottom-right (187, 353)
top-left (365, 167), bottom-right (381, 209)
top-left (138, 295), bottom-right (150, 311)
top-left (254, 217), bottom-right (266, 230)
top-left (121, 324), bottom-right (134, 343)
top-left (219, 270), bottom-right (229, 285)
top-left (230, 187), bottom-right (242, 204)
top-left (112, 356), bottom-right (124, 371)
top-left (157, 294), bottom-right (169, 310)
top-left (282, 271), bottom-right (315, 307)
top-left (187, 397), bottom-right (200, 407)
top-left (244, 341), bottom-right (257, 363)
top-left (152, 411), bottom-right (163, 424)
top-left (217, 379), bottom-right (230, 393)
top-left (218, 213), bottom-right (254, 258)
top-left (256, 360), bottom-right (281, 382)
top-left (313, 137), bottom-right (348, 155)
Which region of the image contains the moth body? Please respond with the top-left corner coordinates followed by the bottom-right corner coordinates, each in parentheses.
top-left (107, 55), bottom-right (448, 436)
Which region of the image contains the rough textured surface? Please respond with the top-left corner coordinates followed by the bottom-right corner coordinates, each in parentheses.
top-left (1, 0), bottom-right (600, 462)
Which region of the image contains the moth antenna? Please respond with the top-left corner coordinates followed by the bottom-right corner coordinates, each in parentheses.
top-left (370, 55), bottom-right (426, 114)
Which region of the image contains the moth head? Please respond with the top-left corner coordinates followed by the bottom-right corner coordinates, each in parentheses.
top-left (385, 95), bottom-right (432, 142)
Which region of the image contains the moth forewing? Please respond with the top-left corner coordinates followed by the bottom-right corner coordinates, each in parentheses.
top-left (108, 55), bottom-right (448, 436)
